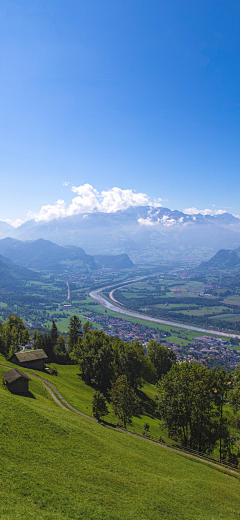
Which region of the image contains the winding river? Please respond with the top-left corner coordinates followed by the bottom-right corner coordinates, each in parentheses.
top-left (89, 282), bottom-right (240, 340)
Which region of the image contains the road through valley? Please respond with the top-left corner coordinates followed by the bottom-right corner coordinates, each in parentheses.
top-left (89, 284), bottom-right (240, 340)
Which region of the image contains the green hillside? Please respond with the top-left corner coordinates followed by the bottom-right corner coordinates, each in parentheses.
top-left (0, 362), bottom-right (239, 519)
top-left (0, 237), bottom-right (134, 273)
top-left (196, 248), bottom-right (240, 272)
top-left (94, 254), bottom-right (134, 269)
top-left (0, 253), bottom-right (41, 289)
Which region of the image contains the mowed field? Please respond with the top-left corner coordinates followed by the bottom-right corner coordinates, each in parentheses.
top-left (0, 359), bottom-right (240, 519)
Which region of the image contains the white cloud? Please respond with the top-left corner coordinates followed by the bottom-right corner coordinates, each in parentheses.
top-left (68, 184), bottom-right (100, 214)
top-left (215, 209), bottom-right (227, 215)
top-left (138, 214), bottom-right (178, 227)
top-left (29, 184), bottom-right (150, 223)
top-left (100, 187), bottom-right (149, 213)
top-left (28, 199), bottom-right (66, 222)
top-left (149, 197), bottom-right (162, 208)
top-left (160, 215), bottom-right (177, 226)
top-left (184, 207), bottom-right (227, 216)
top-left (184, 207), bottom-right (212, 215)
top-left (3, 218), bottom-right (24, 228)
top-left (138, 217), bottom-right (156, 226)
top-left (7, 183), bottom-right (232, 226)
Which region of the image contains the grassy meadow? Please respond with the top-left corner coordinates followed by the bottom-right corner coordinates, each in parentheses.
top-left (1, 357), bottom-right (240, 519)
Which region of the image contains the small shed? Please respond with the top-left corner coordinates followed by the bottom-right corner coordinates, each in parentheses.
top-left (3, 368), bottom-right (31, 394)
top-left (9, 349), bottom-right (48, 371)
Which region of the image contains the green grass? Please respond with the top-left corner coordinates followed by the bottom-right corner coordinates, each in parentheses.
top-left (211, 314), bottom-right (240, 322)
top-left (0, 362), bottom-right (240, 519)
top-left (180, 307), bottom-right (229, 317)
top-left (0, 358), bottom-right (164, 442)
top-left (45, 313), bottom-right (102, 333)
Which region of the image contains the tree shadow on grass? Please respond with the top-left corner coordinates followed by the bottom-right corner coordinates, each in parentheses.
top-left (136, 389), bottom-right (158, 419)
top-left (76, 373), bottom-right (109, 395)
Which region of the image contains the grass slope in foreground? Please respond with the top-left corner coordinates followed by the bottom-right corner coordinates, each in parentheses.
top-left (0, 371), bottom-right (240, 520)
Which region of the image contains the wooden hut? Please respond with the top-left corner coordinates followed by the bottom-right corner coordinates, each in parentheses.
top-left (9, 349), bottom-right (48, 371)
top-left (3, 368), bottom-right (31, 394)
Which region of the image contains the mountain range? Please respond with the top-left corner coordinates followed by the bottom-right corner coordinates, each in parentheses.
top-left (0, 238), bottom-right (133, 273)
top-left (2, 206), bottom-right (240, 263)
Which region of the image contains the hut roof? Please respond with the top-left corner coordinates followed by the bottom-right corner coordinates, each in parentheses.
top-left (3, 368), bottom-right (31, 384)
top-left (12, 349), bottom-right (48, 362)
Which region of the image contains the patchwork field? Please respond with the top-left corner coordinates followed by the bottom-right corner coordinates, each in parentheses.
top-left (108, 272), bottom-right (240, 336)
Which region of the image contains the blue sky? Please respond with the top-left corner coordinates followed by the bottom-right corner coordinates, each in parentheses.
top-left (1, 0), bottom-right (240, 225)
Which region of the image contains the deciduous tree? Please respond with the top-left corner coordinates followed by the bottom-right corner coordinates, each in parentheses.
top-left (80, 330), bottom-right (114, 393)
top-left (148, 340), bottom-right (176, 380)
top-left (156, 363), bottom-right (220, 453)
top-left (109, 375), bottom-right (141, 427)
top-left (92, 391), bottom-right (108, 420)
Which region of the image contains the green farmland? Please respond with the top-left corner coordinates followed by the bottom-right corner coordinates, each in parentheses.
top-left (109, 271), bottom-right (240, 336)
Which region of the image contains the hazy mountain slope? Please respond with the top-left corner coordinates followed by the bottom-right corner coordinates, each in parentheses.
top-left (0, 238), bottom-right (133, 272)
top-left (0, 221), bottom-right (14, 239)
top-left (195, 248), bottom-right (240, 272)
top-left (0, 237), bottom-right (96, 271)
top-left (3, 206), bottom-right (240, 263)
top-left (94, 253), bottom-right (133, 269)
top-left (0, 254), bottom-right (41, 289)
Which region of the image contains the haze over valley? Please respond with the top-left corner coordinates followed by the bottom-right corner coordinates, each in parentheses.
top-left (2, 203), bottom-right (240, 264)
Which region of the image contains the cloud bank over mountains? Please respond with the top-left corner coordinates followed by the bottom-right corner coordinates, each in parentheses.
top-left (27, 184), bottom-right (150, 224)
top-left (184, 207), bottom-right (227, 216)
top-left (2, 183), bottom-right (228, 227)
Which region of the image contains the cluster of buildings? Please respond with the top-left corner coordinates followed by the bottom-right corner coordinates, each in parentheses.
top-left (169, 336), bottom-right (240, 370)
top-left (82, 310), bottom-right (169, 346)
top-left (76, 310), bottom-right (240, 370)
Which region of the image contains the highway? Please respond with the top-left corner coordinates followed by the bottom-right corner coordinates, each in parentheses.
top-left (89, 283), bottom-right (240, 340)
top-left (67, 281), bottom-right (71, 300)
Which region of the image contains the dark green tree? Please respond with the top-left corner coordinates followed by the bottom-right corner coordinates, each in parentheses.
top-left (213, 369), bottom-right (232, 461)
top-left (112, 339), bottom-right (143, 389)
top-left (148, 340), bottom-right (176, 380)
top-left (80, 331), bottom-right (114, 393)
top-left (83, 320), bottom-right (92, 337)
top-left (42, 331), bottom-right (55, 362)
top-left (67, 315), bottom-right (82, 353)
top-left (1, 315), bottom-right (30, 358)
top-left (156, 363), bottom-right (220, 453)
top-left (92, 391), bottom-right (109, 420)
top-left (50, 320), bottom-right (58, 346)
top-left (229, 367), bottom-right (240, 413)
top-left (109, 375), bottom-right (141, 427)
top-left (54, 335), bottom-right (67, 363)
top-left (34, 330), bottom-right (44, 349)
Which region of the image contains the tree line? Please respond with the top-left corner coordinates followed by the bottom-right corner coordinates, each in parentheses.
top-left (1, 314), bottom-right (240, 463)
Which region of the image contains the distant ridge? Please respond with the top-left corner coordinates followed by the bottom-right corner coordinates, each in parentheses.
top-left (196, 248), bottom-right (240, 272)
top-left (0, 238), bottom-right (133, 272)
top-left (0, 253), bottom-right (41, 290)
top-left (2, 205), bottom-right (240, 263)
